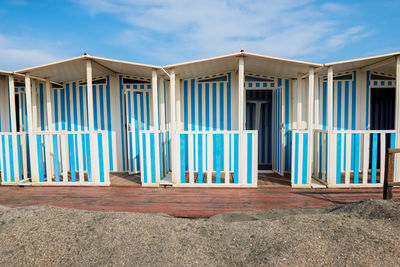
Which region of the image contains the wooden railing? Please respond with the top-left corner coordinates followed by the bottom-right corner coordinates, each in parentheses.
top-left (383, 148), bottom-right (400, 200)
top-left (173, 130), bottom-right (258, 187)
top-left (0, 131), bottom-right (110, 186)
top-left (0, 132), bottom-right (29, 184)
top-left (311, 129), bottom-right (396, 188)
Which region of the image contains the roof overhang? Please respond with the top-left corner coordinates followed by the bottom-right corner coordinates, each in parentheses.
top-left (163, 52), bottom-right (323, 79)
top-left (15, 55), bottom-right (162, 83)
top-left (321, 51), bottom-right (400, 74)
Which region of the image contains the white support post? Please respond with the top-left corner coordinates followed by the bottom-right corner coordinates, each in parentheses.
top-left (238, 57), bottom-right (245, 183)
top-left (169, 69), bottom-right (178, 182)
top-left (395, 56), bottom-right (400, 181)
top-left (25, 74), bottom-right (39, 182)
top-left (152, 69), bottom-right (161, 183)
top-left (86, 60), bottom-right (100, 182)
top-left (296, 74), bottom-right (302, 130)
top-left (45, 78), bottom-right (54, 180)
top-left (307, 68), bottom-right (315, 185)
top-left (327, 67), bottom-right (334, 185)
top-left (8, 75), bottom-right (20, 181)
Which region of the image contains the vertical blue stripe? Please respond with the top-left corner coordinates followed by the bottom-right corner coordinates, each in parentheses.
top-left (234, 133), bottom-right (239, 183)
top-left (247, 133), bottom-right (253, 184)
top-left (294, 133), bottom-right (299, 184)
top-left (220, 82), bottom-right (224, 130)
top-left (37, 135), bottom-right (44, 182)
top-left (285, 79), bottom-right (290, 172)
top-left (54, 90), bottom-right (59, 131)
top-left (353, 133), bottom-right (360, 184)
top-left (344, 81), bottom-right (349, 130)
top-left (184, 80), bottom-right (188, 131)
top-left (180, 134), bottom-right (186, 183)
top-left (146, 92), bottom-right (150, 130)
top-left (198, 83), bottom-right (202, 131)
top-left (79, 86), bottom-right (87, 171)
top-left (213, 134), bottom-right (223, 183)
top-left (99, 85), bottom-right (105, 130)
top-left (53, 135), bottom-right (60, 182)
top-left (212, 83), bottom-right (217, 131)
top-left (336, 134), bottom-right (342, 184)
top-left (72, 82), bottom-right (78, 131)
top-left (93, 85), bottom-right (98, 130)
top-left (337, 81), bottom-right (342, 130)
top-left (127, 91), bottom-right (133, 172)
top-left (191, 79), bottom-right (195, 131)
top-left (60, 89), bottom-right (65, 130)
top-left (198, 134), bottom-right (203, 183)
top-left (205, 83), bottom-right (209, 131)
top-left (85, 133), bottom-right (92, 182)
top-left (302, 133), bottom-right (308, 185)
top-left (142, 133), bottom-right (148, 183)
top-left (139, 92), bottom-right (144, 130)
top-left (227, 72), bottom-right (231, 130)
top-left (68, 134), bottom-right (76, 182)
top-left (98, 133), bottom-right (104, 183)
top-left (17, 135), bottom-right (22, 181)
top-left (150, 133), bottom-right (156, 183)
top-left (8, 135), bottom-right (14, 182)
top-left (371, 133), bottom-right (378, 183)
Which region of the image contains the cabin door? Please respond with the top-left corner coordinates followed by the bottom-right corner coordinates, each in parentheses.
top-left (124, 88), bottom-right (152, 174)
top-left (272, 87), bottom-right (284, 175)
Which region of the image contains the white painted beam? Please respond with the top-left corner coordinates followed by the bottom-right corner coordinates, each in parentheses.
top-left (360, 56), bottom-right (396, 72)
top-left (395, 56), bottom-right (400, 181)
top-left (169, 69), bottom-right (177, 182)
top-left (326, 66), bottom-right (334, 185)
top-left (238, 57), bottom-right (245, 131)
top-left (8, 75), bottom-right (20, 181)
top-left (296, 74), bottom-right (302, 130)
top-left (91, 60), bottom-right (116, 76)
top-left (307, 67), bottom-right (315, 184)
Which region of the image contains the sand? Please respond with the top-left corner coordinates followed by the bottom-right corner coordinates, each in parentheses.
top-left (0, 199), bottom-right (399, 266)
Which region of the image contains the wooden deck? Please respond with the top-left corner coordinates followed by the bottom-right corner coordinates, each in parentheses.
top-left (0, 186), bottom-right (398, 217)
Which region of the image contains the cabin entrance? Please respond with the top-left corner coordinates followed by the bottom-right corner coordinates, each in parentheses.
top-left (246, 90), bottom-right (272, 171)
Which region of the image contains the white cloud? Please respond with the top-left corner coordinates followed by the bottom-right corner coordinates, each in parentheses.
top-left (75, 0), bottom-right (368, 63)
top-left (0, 34), bottom-right (63, 70)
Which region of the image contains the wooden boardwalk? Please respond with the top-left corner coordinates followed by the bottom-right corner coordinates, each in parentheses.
top-left (0, 186), bottom-right (398, 217)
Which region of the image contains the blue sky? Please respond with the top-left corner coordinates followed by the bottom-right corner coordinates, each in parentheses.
top-left (0, 0), bottom-right (399, 70)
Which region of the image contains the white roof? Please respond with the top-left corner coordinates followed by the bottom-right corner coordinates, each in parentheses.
top-left (164, 51), bottom-right (322, 79)
top-left (16, 55), bottom-right (161, 83)
top-left (0, 70), bottom-right (12, 76)
top-left (322, 51), bottom-right (400, 74)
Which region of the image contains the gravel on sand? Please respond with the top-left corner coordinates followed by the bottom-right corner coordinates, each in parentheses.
top-left (0, 199), bottom-right (399, 266)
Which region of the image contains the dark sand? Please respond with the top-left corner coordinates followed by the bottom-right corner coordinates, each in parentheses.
top-left (0, 199), bottom-right (399, 266)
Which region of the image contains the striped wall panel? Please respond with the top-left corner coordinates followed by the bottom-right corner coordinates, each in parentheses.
top-left (272, 86), bottom-right (282, 174)
top-left (182, 72), bottom-right (232, 132)
top-left (291, 131), bottom-right (309, 186)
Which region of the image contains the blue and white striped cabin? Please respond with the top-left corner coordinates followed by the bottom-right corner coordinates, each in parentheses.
top-left (0, 51), bottom-right (399, 188)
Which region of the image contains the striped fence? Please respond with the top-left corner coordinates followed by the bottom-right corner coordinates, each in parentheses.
top-left (313, 129), bottom-right (328, 184)
top-left (291, 130), bottom-right (311, 187)
top-left (139, 130), bottom-right (171, 186)
top-left (34, 131), bottom-right (110, 185)
top-left (0, 132), bottom-right (30, 184)
top-left (328, 130), bottom-right (396, 187)
top-left (175, 130), bottom-right (258, 187)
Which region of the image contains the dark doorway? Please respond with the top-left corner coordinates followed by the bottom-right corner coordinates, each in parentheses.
top-left (246, 90), bottom-right (272, 170)
top-left (370, 87), bottom-right (395, 130)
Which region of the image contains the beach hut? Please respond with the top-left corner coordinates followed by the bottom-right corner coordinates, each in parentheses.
top-left (0, 51), bottom-right (399, 188)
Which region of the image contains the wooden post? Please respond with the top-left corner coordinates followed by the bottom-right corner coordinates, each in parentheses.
top-left (152, 69), bottom-right (161, 183)
top-left (238, 57), bottom-right (245, 183)
top-left (327, 66), bottom-right (334, 185)
top-left (8, 75), bottom-right (20, 181)
top-left (383, 149), bottom-right (395, 199)
top-left (169, 69), bottom-right (177, 182)
top-left (25, 73), bottom-right (39, 182)
top-left (296, 74), bottom-right (302, 130)
top-left (45, 78), bottom-right (54, 180)
top-left (307, 67), bottom-right (315, 185)
top-left (86, 60), bottom-right (100, 182)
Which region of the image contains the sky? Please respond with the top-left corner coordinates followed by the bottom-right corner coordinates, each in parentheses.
top-left (0, 0), bottom-right (399, 70)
